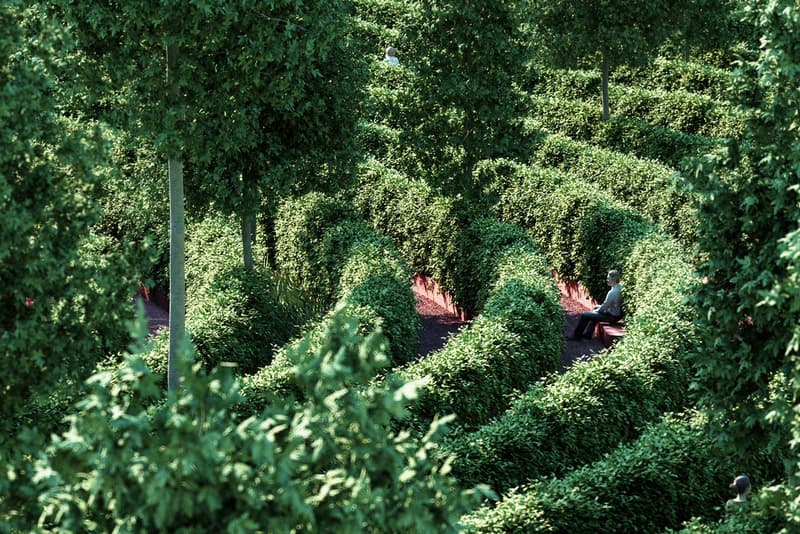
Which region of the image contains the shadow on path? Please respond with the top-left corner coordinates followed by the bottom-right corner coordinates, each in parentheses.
top-left (560, 293), bottom-right (605, 371)
top-left (416, 294), bottom-right (464, 358)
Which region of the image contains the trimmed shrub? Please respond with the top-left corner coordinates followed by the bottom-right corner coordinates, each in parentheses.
top-left (613, 56), bottom-right (733, 101)
top-left (274, 192), bottom-right (364, 304)
top-left (240, 193), bottom-right (418, 409)
top-left (396, 217), bottom-right (562, 431)
top-left (444, 158), bottom-right (697, 493)
top-left (352, 158), bottom-right (462, 299)
top-left (183, 217), bottom-right (305, 374)
top-left (520, 135), bottom-right (696, 245)
top-left (447, 326), bottom-right (690, 493)
top-left (527, 67), bottom-right (742, 138)
top-left (526, 94), bottom-right (720, 168)
top-left (461, 414), bottom-right (751, 533)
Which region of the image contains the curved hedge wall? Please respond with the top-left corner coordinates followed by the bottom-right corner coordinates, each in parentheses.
top-left (353, 158), bottom-right (462, 303)
top-left (397, 218), bottom-right (562, 430)
top-left (462, 414), bottom-right (741, 533)
top-left (352, 160), bottom-right (562, 430)
top-left (526, 94), bottom-right (720, 168)
top-left (181, 217), bottom-right (306, 374)
top-left (527, 67), bottom-right (742, 139)
top-left (523, 135), bottom-right (696, 246)
top-left (239, 192), bottom-right (418, 412)
top-left (443, 158), bottom-right (696, 493)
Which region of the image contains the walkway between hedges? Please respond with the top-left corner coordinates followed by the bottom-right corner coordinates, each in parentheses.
top-left (137, 287), bottom-right (602, 369)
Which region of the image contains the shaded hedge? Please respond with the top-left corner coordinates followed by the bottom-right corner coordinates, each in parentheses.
top-left (443, 158), bottom-right (696, 493)
top-left (181, 217), bottom-right (306, 374)
top-left (351, 161), bottom-right (563, 430)
top-left (239, 192), bottom-right (418, 412)
top-left (352, 158), bottom-right (462, 304)
top-left (521, 135), bottom-right (697, 246)
top-left (526, 94), bottom-right (720, 168)
top-left (527, 67), bottom-right (742, 138)
top-left (523, 57), bottom-right (733, 101)
top-left (461, 414), bottom-right (747, 533)
top-left (396, 218), bottom-right (562, 431)
top-left (613, 56), bottom-right (733, 101)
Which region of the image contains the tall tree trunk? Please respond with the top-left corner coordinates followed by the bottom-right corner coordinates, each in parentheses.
top-left (242, 213), bottom-right (254, 271)
top-left (167, 43), bottom-right (185, 392)
top-left (601, 52), bottom-right (610, 122)
top-left (682, 40), bottom-right (690, 62)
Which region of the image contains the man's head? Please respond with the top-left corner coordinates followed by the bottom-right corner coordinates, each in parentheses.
top-left (386, 46), bottom-right (397, 57)
top-left (606, 270), bottom-right (621, 285)
top-left (731, 475), bottom-right (751, 495)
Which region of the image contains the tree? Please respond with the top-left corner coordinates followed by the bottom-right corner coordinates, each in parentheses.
top-left (527, 0), bottom-right (681, 120)
top-left (686, 0), bottom-right (800, 524)
top-left (1, 3), bottom-right (137, 525)
top-left (402, 0), bottom-right (527, 200)
top-left (33, 309), bottom-right (487, 531)
top-left (0, 1), bottom-right (134, 432)
top-left (671, 0), bottom-right (739, 61)
top-left (53, 1), bottom-right (366, 388)
top-left (178, 1), bottom-right (367, 271)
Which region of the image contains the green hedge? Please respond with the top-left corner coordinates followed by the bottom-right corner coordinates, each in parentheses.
top-left (396, 218), bottom-right (562, 431)
top-left (351, 162), bottom-right (563, 430)
top-left (352, 158), bottom-right (462, 303)
top-left (443, 159), bottom-right (696, 493)
top-left (181, 217), bottom-right (305, 374)
top-left (527, 67), bottom-right (742, 138)
top-left (526, 57), bottom-right (733, 102)
top-left (613, 56), bottom-right (733, 100)
top-left (239, 193), bottom-right (418, 411)
top-left (462, 414), bottom-right (749, 533)
top-left (520, 135), bottom-right (696, 245)
top-left (526, 94), bottom-right (720, 168)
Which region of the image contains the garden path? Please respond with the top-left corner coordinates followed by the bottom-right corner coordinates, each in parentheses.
top-left (138, 287), bottom-right (602, 368)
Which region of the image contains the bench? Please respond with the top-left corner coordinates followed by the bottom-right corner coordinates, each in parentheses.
top-left (595, 320), bottom-right (626, 348)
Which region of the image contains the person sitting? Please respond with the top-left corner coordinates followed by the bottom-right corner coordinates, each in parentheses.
top-left (567, 270), bottom-right (623, 340)
top-left (725, 475), bottom-right (751, 517)
top-left (383, 46), bottom-right (399, 66)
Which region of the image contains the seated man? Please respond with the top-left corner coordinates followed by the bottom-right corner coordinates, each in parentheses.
top-left (568, 270), bottom-right (623, 340)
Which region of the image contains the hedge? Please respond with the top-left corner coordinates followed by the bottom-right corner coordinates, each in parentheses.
top-left (526, 94), bottom-right (720, 168)
top-left (527, 67), bottom-right (742, 138)
top-left (351, 161), bottom-right (563, 430)
top-left (443, 158), bottom-right (696, 493)
top-left (461, 414), bottom-right (760, 533)
top-left (396, 217), bottom-right (562, 431)
top-left (613, 56), bottom-right (734, 100)
top-left (352, 158), bottom-right (462, 304)
top-left (239, 192), bottom-right (418, 412)
top-left (521, 136), bottom-right (696, 246)
top-left (527, 57), bottom-right (734, 101)
top-left (179, 216), bottom-right (307, 374)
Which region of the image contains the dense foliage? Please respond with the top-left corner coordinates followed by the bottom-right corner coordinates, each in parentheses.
top-left (33, 310), bottom-right (484, 531)
top-left (5, 0), bottom-right (800, 530)
top-left (685, 0), bottom-right (800, 526)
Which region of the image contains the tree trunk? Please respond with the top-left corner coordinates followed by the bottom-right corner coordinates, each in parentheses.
top-left (682, 40), bottom-right (690, 62)
top-left (242, 213), bottom-right (254, 271)
top-left (601, 52), bottom-right (610, 122)
top-left (167, 43), bottom-right (185, 392)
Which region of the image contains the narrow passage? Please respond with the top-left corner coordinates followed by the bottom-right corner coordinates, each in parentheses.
top-left (560, 292), bottom-right (605, 371)
top-left (415, 293), bottom-right (463, 358)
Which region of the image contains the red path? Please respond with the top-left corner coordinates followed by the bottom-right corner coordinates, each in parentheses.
top-left (139, 288), bottom-right (602, 370)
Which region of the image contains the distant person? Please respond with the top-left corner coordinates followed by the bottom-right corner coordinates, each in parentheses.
top-left (725, 475), bottom-right (751, 517)
top-left (567, 270), bottom-right (623, 340)
top-left (384, 46), bottom-right (399, 66)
